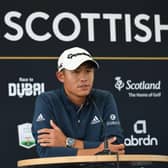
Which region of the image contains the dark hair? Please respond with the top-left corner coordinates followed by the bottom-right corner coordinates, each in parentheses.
top-left (80, 61), bottom-right (97, 69)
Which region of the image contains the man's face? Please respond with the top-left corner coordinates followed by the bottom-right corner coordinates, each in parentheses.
top-left (57, 63), bottom-right (95, 99)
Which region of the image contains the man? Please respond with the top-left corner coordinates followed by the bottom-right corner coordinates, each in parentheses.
top-left (32, 47), bottom-right (125, 157)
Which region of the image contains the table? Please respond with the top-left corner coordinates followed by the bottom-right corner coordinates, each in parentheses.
top-left (17, 154), bottom-right (168, 168)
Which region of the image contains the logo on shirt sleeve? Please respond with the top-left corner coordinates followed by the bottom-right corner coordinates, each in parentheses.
top-left (36, 113), bottom-right (45, 122)
top-left (106, 114), bottom-right (120, 126)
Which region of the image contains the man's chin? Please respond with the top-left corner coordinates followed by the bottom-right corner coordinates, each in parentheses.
top-left (78, 90), bottom-right (90, 97)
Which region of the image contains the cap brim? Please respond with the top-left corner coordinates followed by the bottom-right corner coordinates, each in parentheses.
top-left (63, 57), bottom-right (99, 71)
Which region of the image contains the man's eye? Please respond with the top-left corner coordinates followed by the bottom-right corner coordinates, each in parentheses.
top-left (86, 69), bottom-right (93, 72)
top-left (74, 70), bottom-right (80, 73)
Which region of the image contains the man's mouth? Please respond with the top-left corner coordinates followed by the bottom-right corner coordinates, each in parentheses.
top-left (78, 84), bottom-right (90, 89)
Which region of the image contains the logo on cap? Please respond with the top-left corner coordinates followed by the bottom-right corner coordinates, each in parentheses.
top-left (57, 47), bottom-right (99, 72)
top-left (67, 52), bottom-right (91, 59)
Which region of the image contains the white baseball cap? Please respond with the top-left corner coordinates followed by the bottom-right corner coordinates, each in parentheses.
top-left (57, 47), bottom-right (99, 72)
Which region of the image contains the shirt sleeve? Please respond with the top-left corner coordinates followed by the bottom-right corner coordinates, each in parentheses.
top-left (83, 91), bottom-right (124, 149)
top-left (32, 94), bottom-right (78, 157)
top-left (83, 141), bottom-right (101, 149)
top-left (37, 146), bottom-right (77, 157)
top-left (84, 91), bottom-right (124, 149)
top-left (103, 92), bottom-right (124, 144)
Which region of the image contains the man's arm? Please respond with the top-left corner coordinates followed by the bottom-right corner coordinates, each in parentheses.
top-left (33, 93), bottom-right (125, 157)
top-left (38, 120), bottom-right (125, 156)
top-left (32, 95), bottom-right (103, 157)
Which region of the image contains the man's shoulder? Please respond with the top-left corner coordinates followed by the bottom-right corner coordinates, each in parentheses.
top-left (92, 88), bottom-right (112, 97)
top-left (91, 88), bottom-right (114, 102)
top-left (40, 89), bottom-right (58, 95)
top-left (37, 89), bottom-right (61, 100)
top-left (90, 89), bottom-right (116, 107)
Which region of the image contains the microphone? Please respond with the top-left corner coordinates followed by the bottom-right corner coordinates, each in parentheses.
top-left (90, 96), bottom-right (121, 168)
top-left (91, 99), bottom-right (113, 155)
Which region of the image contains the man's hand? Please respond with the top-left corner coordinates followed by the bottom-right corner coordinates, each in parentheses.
top-left (37, 120), bottom-right (67, 147)
top-left (99, 137), bottom-right (125, 154)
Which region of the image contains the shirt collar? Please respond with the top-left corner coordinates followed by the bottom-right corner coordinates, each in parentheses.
top-left (60, 87), bottom-right (92, 108)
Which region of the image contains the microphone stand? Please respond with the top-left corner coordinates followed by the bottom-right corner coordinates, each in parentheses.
top-left (92, 98), bottom-right (120, 168)
top-left (91, 99), bottom-right (113, 155)
top-left (96, 137), bottom-right (113, 155)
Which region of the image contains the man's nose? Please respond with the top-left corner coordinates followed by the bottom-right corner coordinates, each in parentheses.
top-left (81, 78), bottom-right (87, 82)
top-left (80, 72), bottom-right (88, 82)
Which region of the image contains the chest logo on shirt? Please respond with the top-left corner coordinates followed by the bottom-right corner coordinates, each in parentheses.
top-left (90, 115), bottom-right (101, 125)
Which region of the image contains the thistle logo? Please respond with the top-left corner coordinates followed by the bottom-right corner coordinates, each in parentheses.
top-left (114, 77), bottom-right (161, 98)
top-left (114, 76), bottom-right (125, 91)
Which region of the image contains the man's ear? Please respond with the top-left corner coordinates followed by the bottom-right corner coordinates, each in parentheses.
top-left (56, 71), bottom-right (64, 83)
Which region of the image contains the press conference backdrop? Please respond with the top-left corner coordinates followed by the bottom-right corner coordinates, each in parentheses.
top-left (0, 1), bottom-right (168, 168)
